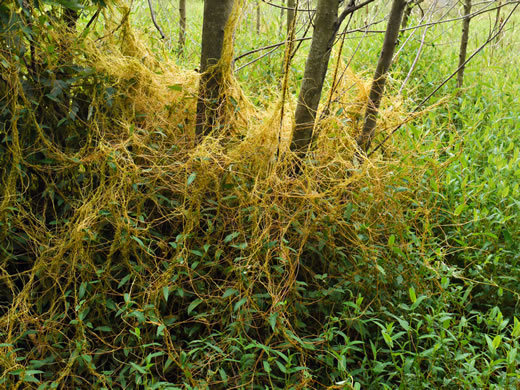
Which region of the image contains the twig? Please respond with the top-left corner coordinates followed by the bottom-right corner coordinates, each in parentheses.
top-left (235, 45), bottom-right (281, 71)
top-left (147, 0), bottom-right (166, 39)
top-left (336, 0), bottom-right (377, 35)
top-left (83, 7), bottom-right (101, 34)
top-left (399, 25), bottom-right (429, 93)
top-left (261, 0), bottom-right (312, 12)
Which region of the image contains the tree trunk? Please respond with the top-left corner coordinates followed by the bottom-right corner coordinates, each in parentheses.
top-left (279, 0), bottom-right (286, 38)
top-left (287, 0), bottom-right (296, 34)
top-left (356, 0), bottom-right (407, 153)
top-left (457, 0), bottom-right (472, 89)
top-left (493, 0), bottom-right (502, 44)
top-left (290, 0), bottom-right (339, 157)
top-left (256, 0), bottom-right (261, 34)
top-left (178, 0), bottom-right (186, 56)
top-left (195, 0), bottom-right (235, 138)
top-left (400, 0), bottom-right (413, 32)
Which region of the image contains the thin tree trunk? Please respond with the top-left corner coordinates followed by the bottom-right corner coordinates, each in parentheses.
top-left (290, 0), bottom-right (339, 157)
top-left (195, 0), bottom-right (235, 138)
top-left (493, 0), bottom-right (503, 44)
top-left (287, 0), bottom-right (296, 34)
top-left (279, 0), bottom-right (286, 38)
top-left (356, 0), bottom-right (407, 153)
top-left (457, 0), bottom-right (472, 89)
top-left (256, 0), bottom-right (261, 34)
top-left (400, 0), bottom-right (423, 33)
top-left (400, 0), bottom-right (413, 32)
top-left (178, 0), bottom-right (186, 56)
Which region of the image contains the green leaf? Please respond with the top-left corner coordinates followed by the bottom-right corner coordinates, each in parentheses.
top-left (409, 287), bottom-right (417, 303)
top-left (162, 286), bottom-right (169, 302)
top-left (410, 295), bottom-right (427, 310)
top-left (187, 299), bottom-right (203, 315)
top-left (222, 289), bottom-right (238, 298)
top-left (233, 297), bottom-right (247, 312)
top-left (263, 360), bottom-right (271, 373)
top-left (187, 172), bottom-right (197, 186)
top-left (230, 242), bottom-right (248, 249)
top-left (21, 370), bottom-right (45, 375)
top-left (131, 235), bottom-right (146, 249)
top-left (156, 324), bottom-right (166, 337)
top-left (492, 335), bottom-right (502, 350)
top-left (167, 84), bottom-right (183, 91)
top-left (95, 326), bottom-right (112, 332)
top-left (22, 375), bottom-right (40, 383)
top-left (485, 335), bottom-right (495, 354)
top-left (382, 331), bottom-right (393, 348)
top-left (79, 282), bottom-right (87, 299)
top-left (275, 360), bottom-right (288, 374)
top-left (453, 203), bottom-right (465, 216)
top-left (128, 310), bottom-right (145, 323)
top-left (512, 317), bottom-right (520, 338)
top-left (129, 362), bottom-right (148, 375)
top-left (268, 312), bottom-right (278, 331)
top-left (118, 274), bottom-right (131, 289)
top-left (164, 358), bottom-right (174, 372)
top-left (224, 232), bottom-right (240, 243)
top-left (219, 368), bottom-right (228, 382)
top-left (80, 354), bottom-right (92, 364)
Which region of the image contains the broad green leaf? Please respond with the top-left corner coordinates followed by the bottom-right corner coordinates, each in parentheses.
top-left (222, 289), bottom-right (238, 298)
top-left (268, 312), bottom-right (278, 331)
top-left (492, 335), bottom-right (502, 350)
top-left (382, 331), bottom-right (393, 348)
top-left (187, 172), bottom-right (197, 186)
top-left (275, 360), bottom-right (288, 374)
top-left (94, 326), bottom-right (112, 332)
top-left (162, 286), bottom-right (169, 302)
top-left (453, 204), bottom-right (465, 216)
top-left (167, 84), bottom-right (183, 91)
top-left (409, 287), bottom-right (417, 304)
top-left (224, 232), bottom-right (240, 243)
top-left (233, 297), bottom-right (247, 312)
top-left (187, 299), bottom-right (203, 315)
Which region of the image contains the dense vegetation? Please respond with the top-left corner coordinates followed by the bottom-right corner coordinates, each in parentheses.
top-left (1, 0), bottom-right (519, 388)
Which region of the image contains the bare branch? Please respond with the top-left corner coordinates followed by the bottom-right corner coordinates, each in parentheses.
top-left (147, 0), bottom-right (166, 39)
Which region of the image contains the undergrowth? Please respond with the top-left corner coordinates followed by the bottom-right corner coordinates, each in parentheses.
top-left (1, 1), bottom-right (519, 389)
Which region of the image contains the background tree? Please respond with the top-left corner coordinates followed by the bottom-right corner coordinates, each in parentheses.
top-left (279, 0), bottom-right (286, 37)
top-left (357, 0), bottom-right (407, 153)
top-left (493, 0), bottom-right (504, 44)
top-left (195, 0), bottom-right (236, 138)
top-left (287, 0), bottom-right (296, 34)
top-left (178, 0), bottom-right (186, 56)
top-left (457, 0), bottom-right (472, 88)
top-left (400, 0), bottom-right (423, 32)
top-left (256, 0), bottom-right (261, 34)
